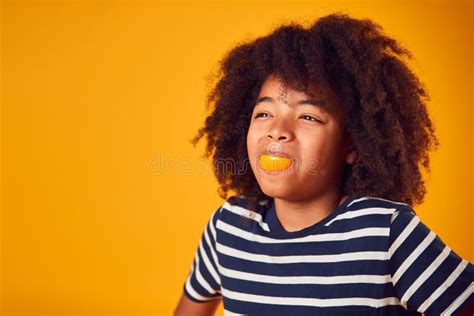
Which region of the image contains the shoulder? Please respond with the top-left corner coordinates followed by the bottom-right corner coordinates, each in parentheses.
top-left (221, 194), bottom-right (268, 216)
top-left (347, 195), bottom-right (414, 212)
top-left (326, 195), bottom-right (416, 229)
top-left (205, 195), bottom-right (253, 225)
top-left (348, 197), bottom-right (427, 245)
top-left (217, 195), bottom-right (271, 232)
top-left (347, 195), bottom-right (415, 219)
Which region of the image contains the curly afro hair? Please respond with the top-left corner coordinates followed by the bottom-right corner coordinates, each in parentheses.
top-left (191, 12), bottom-right (439, 212)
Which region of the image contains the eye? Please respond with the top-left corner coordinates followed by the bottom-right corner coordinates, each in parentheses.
top-left (254, 112), bottom-right (271, 119)
top-left (300, 114), bottom-right (322, 123)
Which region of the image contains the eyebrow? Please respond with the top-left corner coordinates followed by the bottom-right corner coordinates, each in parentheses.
top-left (254, 96), bottom-right (327, 109)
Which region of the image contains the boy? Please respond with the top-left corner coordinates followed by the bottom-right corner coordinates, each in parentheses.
top-left (174, 13), bottom-right (473, 315)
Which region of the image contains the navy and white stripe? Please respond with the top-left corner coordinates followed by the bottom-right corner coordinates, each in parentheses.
top-left (183, 195), bottom-right (473, 315)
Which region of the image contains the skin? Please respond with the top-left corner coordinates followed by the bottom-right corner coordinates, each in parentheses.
top-left (173, 295), bottom-right (221, 316)
top-left (247, 74), bottom-right (356, 232)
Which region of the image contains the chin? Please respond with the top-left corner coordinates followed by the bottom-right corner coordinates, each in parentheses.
top-left (258, 180), bottom-right (298, 200)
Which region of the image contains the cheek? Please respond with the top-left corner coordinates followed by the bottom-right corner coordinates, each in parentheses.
top-left (298, 142), bottom-right (324, 174)
top-left (298, 131), bottom-right (337, 168)
top-left (246, 130), bottom-right (259, 176)
top-left (246, 125), bottom-right (260, 155)
top-left (298, 130), bottom-right (325, 155)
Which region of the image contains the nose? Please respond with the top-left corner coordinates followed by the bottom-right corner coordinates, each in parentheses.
top-left (267, 117), bottom-right (294, 142)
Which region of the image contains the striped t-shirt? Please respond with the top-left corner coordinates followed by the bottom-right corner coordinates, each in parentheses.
top-left (183, 195), bottom-right (473, 315)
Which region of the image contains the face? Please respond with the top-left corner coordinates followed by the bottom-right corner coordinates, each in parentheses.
top-left (246, 74), bottom-right (355, 201)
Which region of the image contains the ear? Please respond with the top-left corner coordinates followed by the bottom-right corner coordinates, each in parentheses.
top-left (343, 135), bottom-right (357, 165)
top-left (345, 147), bottom-right (357, 165)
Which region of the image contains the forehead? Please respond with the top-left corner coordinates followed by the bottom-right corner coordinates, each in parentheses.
top-left (255, 74), bottom-right (344, 118)
top-left (258, 74), bottom-right (324, 100)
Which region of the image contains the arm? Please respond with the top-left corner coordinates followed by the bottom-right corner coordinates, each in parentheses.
top-left (389, 208), bottom-right (473, 315)
top-left (458, 299), bottom-right (474, 315)
top-left (176, 207), bottom-right (223, 315)
top-left (173, 293), bottom-right (221, 316)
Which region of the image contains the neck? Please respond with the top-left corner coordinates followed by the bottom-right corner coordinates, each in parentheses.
top-left (273, 190), bottom-right (347, 233)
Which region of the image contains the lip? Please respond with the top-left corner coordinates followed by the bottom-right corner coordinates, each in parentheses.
top-left (260, 149), bottom-right (294, 160)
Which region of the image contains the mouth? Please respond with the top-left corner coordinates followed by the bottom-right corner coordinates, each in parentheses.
top-left (258, 151), bottom-right (294, 173)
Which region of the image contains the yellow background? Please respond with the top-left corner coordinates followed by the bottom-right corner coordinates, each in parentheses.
top-left (1, 0), bottom-right (472, 315)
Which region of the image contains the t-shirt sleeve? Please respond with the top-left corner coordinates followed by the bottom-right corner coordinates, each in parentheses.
top-left (388, 207), bottom-right (474, 315)
top-left (182, 205), bottom-right (223, 303)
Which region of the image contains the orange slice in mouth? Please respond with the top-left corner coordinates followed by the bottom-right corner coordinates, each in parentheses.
top-left (259, 154), bottom-right (293, 172)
